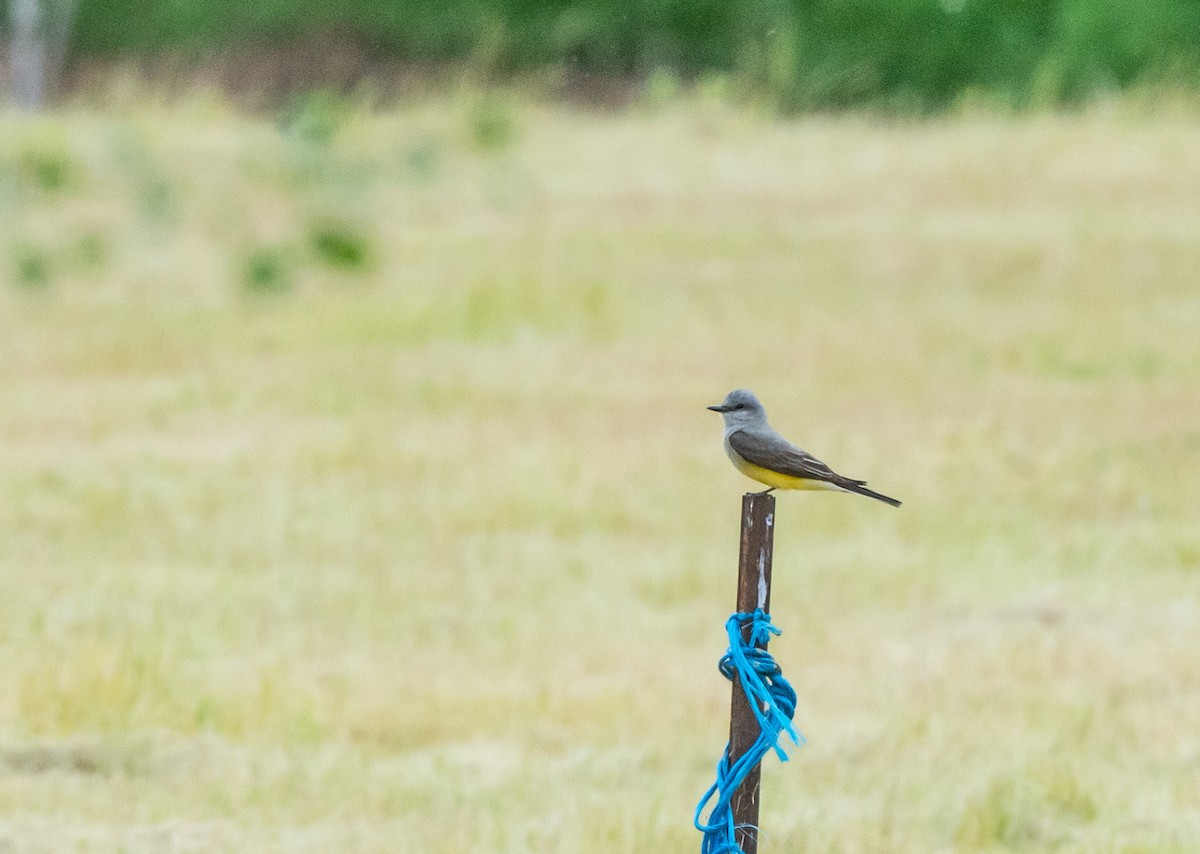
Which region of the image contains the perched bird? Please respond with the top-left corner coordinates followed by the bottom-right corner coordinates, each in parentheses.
top-left (707, 389), bottom-right (901, 507)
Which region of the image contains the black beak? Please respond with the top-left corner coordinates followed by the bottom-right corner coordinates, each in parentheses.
top-left (707, 404), bottom-right (727, 413)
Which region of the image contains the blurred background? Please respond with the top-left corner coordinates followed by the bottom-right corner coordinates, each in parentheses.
top-left (1, 2), bottom-right (1199, 852)
top-left (8, 0), bottom-right (1200, 108)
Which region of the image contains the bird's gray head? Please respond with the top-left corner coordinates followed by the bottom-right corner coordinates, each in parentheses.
top-left (707, 388), bottom-right (767, 428)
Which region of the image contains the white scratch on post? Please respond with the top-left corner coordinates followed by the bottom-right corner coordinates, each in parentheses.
top-left (757, 511), bottom-right (773, 609)
top-left (757, 552), bottom-right (768, 609)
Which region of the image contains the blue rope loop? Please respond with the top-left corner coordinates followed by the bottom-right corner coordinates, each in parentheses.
top-left (694, 609), bottom-right (804, 854)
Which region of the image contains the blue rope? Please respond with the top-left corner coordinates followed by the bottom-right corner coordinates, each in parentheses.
top-left (694, 609), bottom-right (804, 854)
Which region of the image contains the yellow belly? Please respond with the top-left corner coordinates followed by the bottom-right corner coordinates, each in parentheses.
top-left (725, 445), bottom-right (842, 492)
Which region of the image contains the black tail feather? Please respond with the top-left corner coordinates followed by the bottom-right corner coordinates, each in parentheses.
top-left (841, 480), bottom-right (902, 507)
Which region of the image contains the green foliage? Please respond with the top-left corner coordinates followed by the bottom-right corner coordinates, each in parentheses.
top-left (281, 89), bottom-right (348, 147)
top-left (19, 145), bottom-right (75, 193)
top-left (308, 222), bottom-right (371, 271)
top-left (242, 246), bottom-right (294, 294)
top-left (3, 128), bottom-right (78, 196)
top-left (11, 243), bottom-right (53, 289)
top-left (6, 232), bottom-right (107, 296)
top-left (33, 0), bottom-right (1200, 109)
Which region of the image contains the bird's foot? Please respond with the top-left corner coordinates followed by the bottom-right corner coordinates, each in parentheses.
top-left (755, 488), bottom-right (776, 495)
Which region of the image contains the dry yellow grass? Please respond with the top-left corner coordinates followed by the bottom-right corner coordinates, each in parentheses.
top-left (0, 90), bottom-right (1198, 852)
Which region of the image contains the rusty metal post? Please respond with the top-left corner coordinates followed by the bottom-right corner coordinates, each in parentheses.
top-left (728, 491), bottom-right (775, 854)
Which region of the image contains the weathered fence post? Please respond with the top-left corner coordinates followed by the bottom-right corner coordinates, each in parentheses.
top-left (727, 491), bottom-right (775, 854)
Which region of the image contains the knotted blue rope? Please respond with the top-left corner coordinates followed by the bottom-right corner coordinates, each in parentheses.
top-left (694, 609), bottom-right (803, 854)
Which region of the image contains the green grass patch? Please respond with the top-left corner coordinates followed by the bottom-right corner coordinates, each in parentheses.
top-left (0, 94), bottom-right (1198, 852)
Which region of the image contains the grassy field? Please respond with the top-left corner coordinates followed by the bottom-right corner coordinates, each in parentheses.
top-left (1, 89), bottom-right (1199, 852)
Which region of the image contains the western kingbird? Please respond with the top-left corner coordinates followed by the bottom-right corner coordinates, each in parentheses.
top-left (708, 389), bottom-right (901, 507)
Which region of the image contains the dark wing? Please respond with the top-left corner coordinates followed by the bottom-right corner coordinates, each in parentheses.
top-left (728, 428), bottom-right (903, 507)
top-left (727, 429), bottom-right (845, 483)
